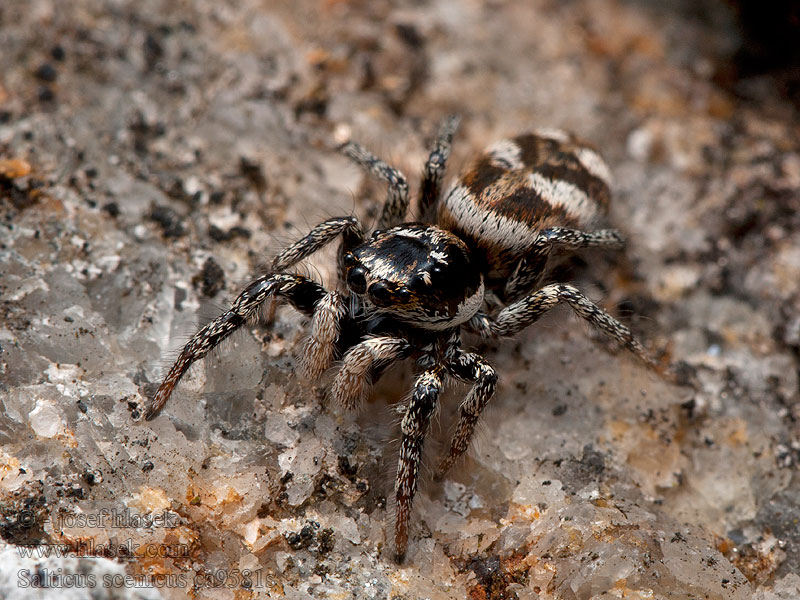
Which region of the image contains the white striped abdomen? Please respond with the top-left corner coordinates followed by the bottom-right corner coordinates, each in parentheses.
top-left (437, 130), bottom-right (613, 280)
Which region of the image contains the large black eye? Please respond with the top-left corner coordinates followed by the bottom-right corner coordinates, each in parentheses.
top-left (347, 267), bottom-right (367, 294)
top-left (408, 274), bottom-right (427, 292)
top-left (368, 281), bottom-right (392, 305)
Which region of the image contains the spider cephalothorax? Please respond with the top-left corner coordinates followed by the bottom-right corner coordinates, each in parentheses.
top-left (145, 116), bottom-right (685, 562)
top-left (346, 224), bottom-right (484, 329)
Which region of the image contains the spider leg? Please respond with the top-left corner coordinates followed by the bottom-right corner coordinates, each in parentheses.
top-left (271, 216), bottom-right (364, 272)
top-left (466, 283), bottom-right (671, 378)
top-left (145, 274), bottom-right (326, 420)
top-left (302, 290), bottom-right (349, 379)
top-left (504, 228), bottom-right (624, 302)
top-left (329, 336), bottom-right (411, 410)
top-left (418, 115), bottom-right (460, 221)
top-left (437, 350), bottom-right (497, 476)
top-left (339, 141), bottom-right (409, 229)
top-left (394, 366), bottom-right (444, 563)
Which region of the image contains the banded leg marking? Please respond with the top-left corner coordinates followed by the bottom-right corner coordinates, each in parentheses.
top-left (272, 216), bottom-right (363, 272)
top-left (146, 274), bottom-right (326, 420)
top-left (505, 228), bottom-right (625, 301)
top-left (302, 291), bottom-right (348, 379)
top-left (468, 283), bottom-right (663, 374)
top-left (339, 141), bottom-right (409, 229)
top-left (419, 115), bottom-right (460, 220)
top-left (438, 351), bottom-right (497, 475)
top-left (330, 336), bottom-right (411, 410)
top-left (394, 367), bottom-right (444, 563)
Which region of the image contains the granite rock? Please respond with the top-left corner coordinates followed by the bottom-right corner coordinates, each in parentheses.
top-left (2, 0), bottom-right (799, 598)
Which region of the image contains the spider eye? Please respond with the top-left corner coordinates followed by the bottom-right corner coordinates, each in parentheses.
top-left (343, 252), bottom-right (358, 266)
top-left (397, 287), bottom-right (411, 301)
top-left (347, 267), bottom-right (367, 294)
top-left (408, 274), bottom-right (427, 292)
top-left (368, 281), bottom-right (392, 305)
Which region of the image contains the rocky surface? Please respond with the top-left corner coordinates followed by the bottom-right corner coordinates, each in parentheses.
top-left (1, 0), bottom-right (799, 598)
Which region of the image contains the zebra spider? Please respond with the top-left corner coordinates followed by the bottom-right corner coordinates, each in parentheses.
top-left (145, 116), bottom-right (685, 562)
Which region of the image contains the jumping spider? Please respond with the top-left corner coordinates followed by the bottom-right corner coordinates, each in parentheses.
top-left (145, 116), bottom-right (684, 562)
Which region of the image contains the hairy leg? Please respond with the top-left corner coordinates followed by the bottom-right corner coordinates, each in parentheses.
top-left (418, 115), bottom-right (460, 221)
top-left (271, 216), bottom-right (364, 271)
top-left (302, 291), bottom-right (348, 379)
top-left (146, 274), bottom-right (326, 420)
top-left (467, 283), bottom-right (669, 375)
top-left (339, 141), bottom-right (410, 229)
top-left (504, 227), bottom-right (624, 301)
top-left (438, 351), bottom-right (498, 476)
top-left (394, 367), bottom-right (444, 563)
top-left (329, 336), bottom-right (411, 410)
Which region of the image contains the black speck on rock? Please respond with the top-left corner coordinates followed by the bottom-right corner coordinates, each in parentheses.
top-left (192, 256), bottom-right (225, 298)
top-left (395, 23), bottom-right (424, 48)
top-left (286, 522), bottom-right (317, 550)
top-left (103, 202), bottom-right (120, 217)
top-left (581, 444), bottom-right (606, 475)
top-left (229, 225), bottom-right (251, 239)
top-left (208, 224), bottom-right (229, 242)
top-left (317, 527), bottom-right (335, 555)
top-left (66, 483), bottom-right (85, 499)
top-left (127, 400), bottom-right (141, 420)
top-left (239, 156), bottom-right (268, 192)
top-left (143, 32), bottom-right (164, 71)
top-left (150, 203), bottom-right (185, 237)
top-left (34, 63), bottom-right (58, 82)
top-left (209, 224), bottom-right (251, 242)
top-left (37, 86), bottom-right (55, 103)
top-left (84, 469), bottom-right (102, 485)
top-left (337, 455), bottom-right (359, 478)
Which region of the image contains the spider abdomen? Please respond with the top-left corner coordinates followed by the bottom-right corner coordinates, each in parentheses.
top-left (437, 130), bottom-right (612, 281)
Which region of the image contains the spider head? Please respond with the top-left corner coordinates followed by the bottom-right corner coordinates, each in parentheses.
top-left (344, 224), bottom-right (483, 330)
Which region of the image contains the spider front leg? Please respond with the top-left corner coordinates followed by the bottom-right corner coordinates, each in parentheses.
top-left (468, 283), bottom-right (671, 378)
top-left (504, 228), bottom-right (625, 302)
top-left (272, 216), bottom-right (364, 378)
top-left (271, 216), bottom-right (363, 272)
top-left (339, 141), bottom-right (409, 229)
top-left (395, 367), bottom-right (444, 563)
top-left (145, 274), bottom-right (327, 420)
top-left (437, 350), bottom-right (498, 476)
top-left (147, 217), bottom-right (366, 420)
top-left (418, 115), bottom-right (460, 221)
